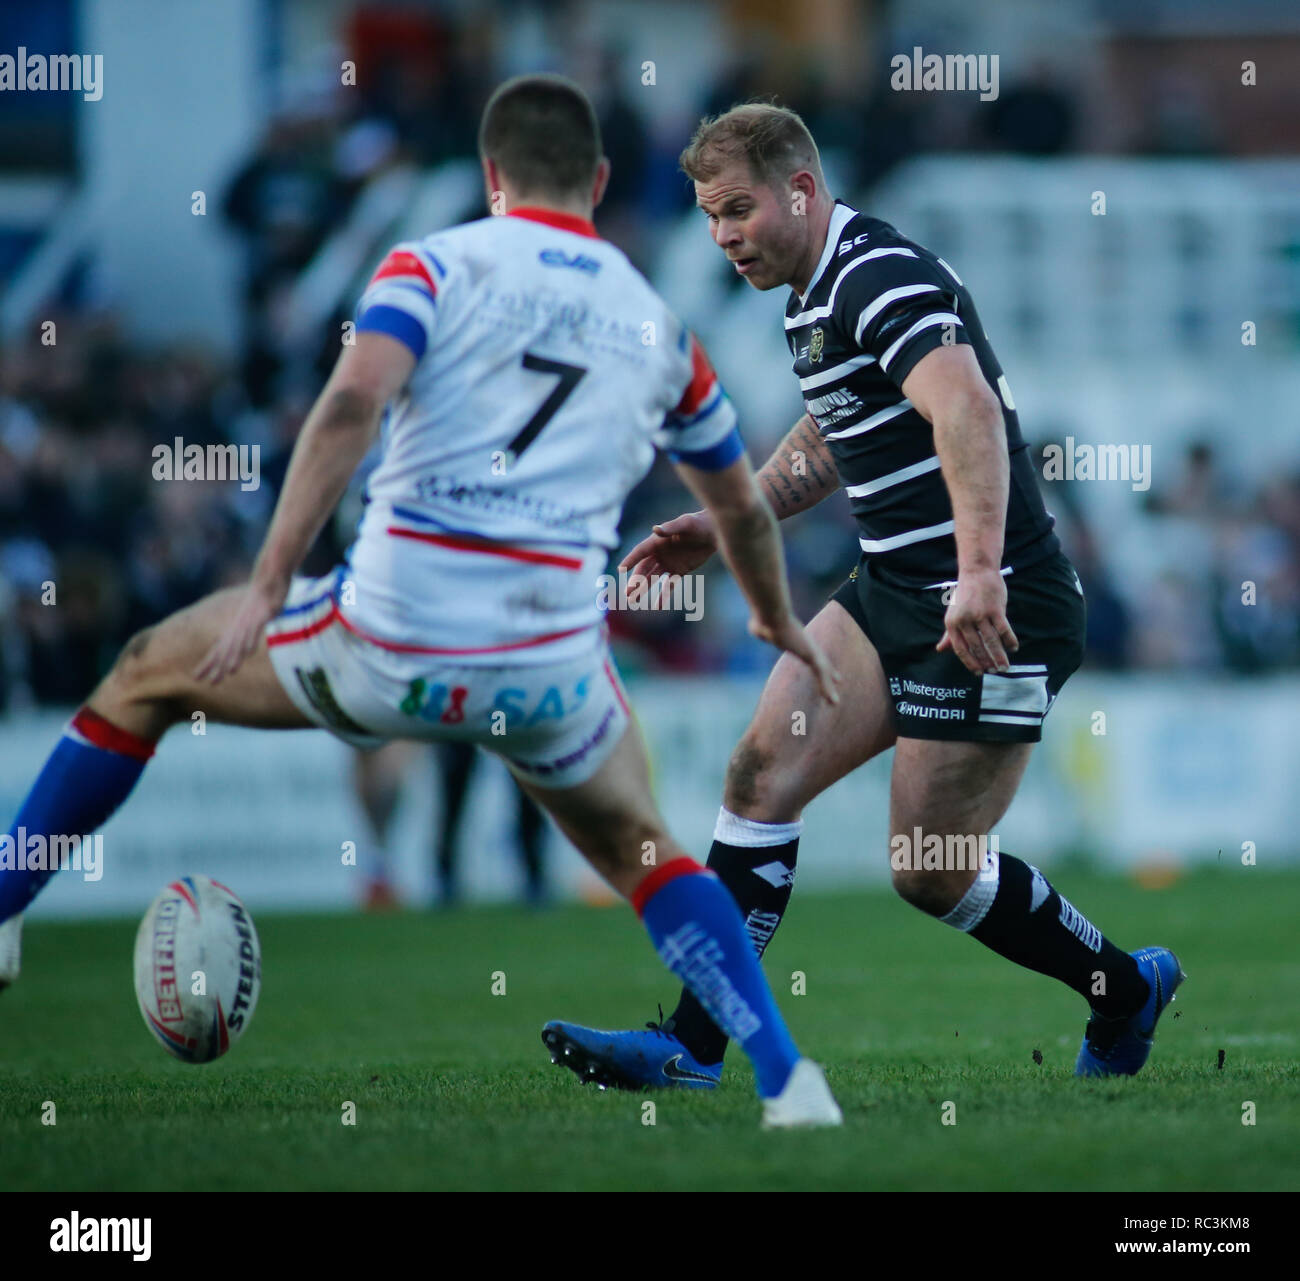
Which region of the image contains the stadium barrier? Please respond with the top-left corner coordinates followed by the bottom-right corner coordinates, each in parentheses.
top-left (3, 673), bottom-right (1294, 919)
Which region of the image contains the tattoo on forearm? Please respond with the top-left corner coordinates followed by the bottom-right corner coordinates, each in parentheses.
top-left (759, 415), bottom-right (836, 517)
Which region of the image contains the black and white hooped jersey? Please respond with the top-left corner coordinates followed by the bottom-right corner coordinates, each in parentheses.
top-left (786, 200), bottom-right (1059, 588)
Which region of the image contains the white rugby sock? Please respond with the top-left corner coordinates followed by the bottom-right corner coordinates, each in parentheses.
top-left (713, 807), bottom-right (803, 849)
top-left (939, 847), bottom-right (1000, 932)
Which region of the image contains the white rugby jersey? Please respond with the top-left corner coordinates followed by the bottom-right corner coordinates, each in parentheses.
top-left (338, 206), bottom-right (742, 663)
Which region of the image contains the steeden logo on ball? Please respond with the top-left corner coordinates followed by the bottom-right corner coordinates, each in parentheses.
top-left (132, 875), bottom-right (261, 1063)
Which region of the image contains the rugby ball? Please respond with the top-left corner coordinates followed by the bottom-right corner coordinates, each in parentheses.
top-left (133, 875), bottom-right (261, 1063)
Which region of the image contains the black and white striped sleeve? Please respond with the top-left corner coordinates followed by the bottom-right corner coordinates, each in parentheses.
top-left (833, 252), bottom-right (969, 388)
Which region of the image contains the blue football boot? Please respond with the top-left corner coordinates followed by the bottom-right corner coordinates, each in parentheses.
top-left (542, 1011), bottom-right (722, 1091)
top-left (1075, 946), bottom-right (1186, 1077)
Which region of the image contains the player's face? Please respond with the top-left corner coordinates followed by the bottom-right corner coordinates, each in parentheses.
top-left (695, 164), bottom-right (809, 292)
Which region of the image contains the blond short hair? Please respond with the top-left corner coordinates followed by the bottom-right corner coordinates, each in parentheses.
top-left (679, 102), bottom-right (824, 190)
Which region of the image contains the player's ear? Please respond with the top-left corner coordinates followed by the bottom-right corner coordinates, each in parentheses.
top-left (591, 157), bottom-right (611, 211)
top-left (789, 169), bottom-right (817, 211)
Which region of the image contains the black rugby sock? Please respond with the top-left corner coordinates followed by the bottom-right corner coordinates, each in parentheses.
top-left (944, 851), bottom-right (1148, 1017)
top-left (662, 811), bottom-right (801, 1066)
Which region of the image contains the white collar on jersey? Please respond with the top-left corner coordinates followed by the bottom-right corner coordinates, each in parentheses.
top-left (797, 200), bottom-right (859, 304)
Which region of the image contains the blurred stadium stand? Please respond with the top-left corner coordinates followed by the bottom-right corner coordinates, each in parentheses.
top-left (1, 0), bottom-right (1297, 901)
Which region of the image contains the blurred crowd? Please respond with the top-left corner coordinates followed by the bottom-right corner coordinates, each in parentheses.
top-left (2, 2), bottom-right (1298, 711)
top-left (4, 314), bottom-right (1299, 713)
top-left (1042, 441), bottom-right (1300, 673)
top-left (0, 317), bottom-right (279, 711)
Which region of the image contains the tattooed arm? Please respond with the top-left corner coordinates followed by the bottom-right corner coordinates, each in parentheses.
top-left (755, 413), bottom-right (840, 520)
top-left (620, 414), bottom-right (840, 583)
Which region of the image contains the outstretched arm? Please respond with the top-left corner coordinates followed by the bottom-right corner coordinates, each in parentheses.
top-left (673, 452), bottom-right (840, 705)
top-left (620, 413), bottom-right (839, 582)
top-left (195, 332), bottom-right (415, 683)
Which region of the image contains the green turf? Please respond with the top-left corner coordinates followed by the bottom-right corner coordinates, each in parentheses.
top-left (1, 865), bottom-right (1296, 1191)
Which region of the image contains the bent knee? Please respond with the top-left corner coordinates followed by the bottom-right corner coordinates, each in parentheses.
top-left (724, 737), bottom-right (771, 811)
top-left (723, 731), bottom-right (805, 820)
top-left (106, 627), bottom-right (160, 693)
top-left (101, 626), bottom-right (183, 718)
top-left (890, 865), bottom-right (975, 917)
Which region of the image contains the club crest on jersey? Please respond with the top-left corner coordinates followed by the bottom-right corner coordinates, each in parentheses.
top-left (809, 328), bottom-right (824, 364)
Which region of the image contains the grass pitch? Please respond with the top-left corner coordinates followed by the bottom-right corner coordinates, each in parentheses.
top-left (1, 865), bottom-right (1296, 1191)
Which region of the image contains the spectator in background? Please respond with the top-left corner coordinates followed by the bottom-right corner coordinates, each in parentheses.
top-left (1212, 478), bottom-right (1300, 672)
top-left (432, 744), bottom-right (550, 908)
top-left (122, 481), bottom-right (245, 637)
top-left (0, 316), bottom-right (260, 708)
top-left (1068, 525), bottom-right (1131, 670)
top-left (345, 4), bottom-right (492, 167)
top-left (984, 63), bottom-right (1078, 155)
top-left (16, 551), bottom-right (120, 704)
top-left (853, 81), bottom-right (932, 191)
top-left (223, 115), bottom-right (353, 405)
top-left (353, 741), bottom-right (552, 911)
top-left (1258, 471), bottom-right (1300, 549)
top-left (560, 43), bottom-right (650, 262)
top-left (1132, 567), bottom-right (1222, 670)
top-left (1138, 69), bottom-right (1221, 157)
top-left (258, 392), bottom-right (348, 578)
top-left (1144, 440), bottom-right (1231, 517)
top-left (1034, 432), bottom-right (1131, 669)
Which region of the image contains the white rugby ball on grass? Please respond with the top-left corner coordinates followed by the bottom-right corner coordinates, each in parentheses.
top-left (133, 875), bottom-right (261, 1063)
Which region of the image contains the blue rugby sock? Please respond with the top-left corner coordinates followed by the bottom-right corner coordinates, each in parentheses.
top-left (634, 858), bottom-right (800, 1098)
top-left (0, 707), bottom-right (155, 921)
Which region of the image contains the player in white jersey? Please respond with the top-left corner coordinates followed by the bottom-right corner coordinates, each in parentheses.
top-left (318, 207), bottom-right (737, 663)
top-left (257, 187), bottom-right (755, 785)
top-left (0, 76), bottom-right (841, 1127)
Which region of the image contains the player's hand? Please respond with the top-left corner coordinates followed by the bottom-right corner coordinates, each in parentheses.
top-left (749, 613), bottom-right (841, 706)
top-left (194, 576), bottom-right (290, 685)
top-left (936, 568), bottom-right (1018, 675)
top-left (618, 510), bottom-right (717, 604)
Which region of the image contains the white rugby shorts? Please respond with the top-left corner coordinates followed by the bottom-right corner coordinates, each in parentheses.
top-left (264, 571), bottom-right (630, 789)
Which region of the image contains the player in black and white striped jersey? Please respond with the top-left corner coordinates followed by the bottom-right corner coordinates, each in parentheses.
top-left (542, 102), bottom-right (1183, 1090)
top-left (785, 201), bottom-right (1056, 593)
top-left (781, 197), bottom-right (1078, 744)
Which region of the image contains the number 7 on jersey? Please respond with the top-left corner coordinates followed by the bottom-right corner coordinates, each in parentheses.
top-left (505, 351), bottom-right (587, 463)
